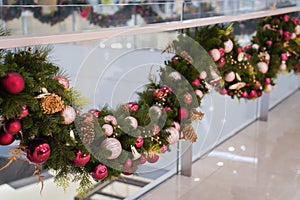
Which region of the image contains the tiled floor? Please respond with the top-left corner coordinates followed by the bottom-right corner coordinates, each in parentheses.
top-left (141, 90), bottom-right (300, 200)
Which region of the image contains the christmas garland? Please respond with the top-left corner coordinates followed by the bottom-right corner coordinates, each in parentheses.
top-left (1, 12), bottom-right (300, 199)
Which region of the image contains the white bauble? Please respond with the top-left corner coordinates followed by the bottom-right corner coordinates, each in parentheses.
top-left (165, 127), bottom-right (180, 144)
top-left (210, 49), bottom-right (221, 61)
top-left (199, 71), bottom-right (207, 80)
top-left (125, 116), bottom-right (138, 129)
top-left (169, 72), bottom-right (182, 80)
top-left (101, 138), bottom-right (122, 160)
top-left (224, 71), bottom-right (236, 82)
top-left (264, 84), bottom-right (273, 93)
top-left (61, 105), bottom-right (76, 125)
top-left (257, 62), bottom-right (268, 74)
top-left (102, 124), bottom-right (113, 136)
top-left (224, 39), bottom-right (234, 53)
top-left (280, 63), bottom-right (287, 71)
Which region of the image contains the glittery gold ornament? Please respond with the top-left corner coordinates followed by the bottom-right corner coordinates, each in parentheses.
top-left (40, 93), bottom-right (64, 114)
top-left (182, 125), bottom-right (197, 142)
top-left (180, 51), bottom-right (193, 63)
top-left (190, 109), bottom-right (204, 121)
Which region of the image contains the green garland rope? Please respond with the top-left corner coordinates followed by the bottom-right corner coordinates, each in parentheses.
top-left (0, 13), bottom-right (300, 198)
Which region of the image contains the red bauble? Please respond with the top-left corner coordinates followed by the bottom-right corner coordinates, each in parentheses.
top-left (4, 119), bottom-right (21, 135)
top-left (140, 154), bottom-right (147, 164)
top-left (178, 107), bottom-right (188, 120)
top-left (248, 90), bottom-right (257, 99)
top-left (88, 109), bottom-right (100, 118)
top-left (127, 102), bottom-right (139, 112)
top-left (90, 164), bottom-right (108, 180)
top-left (147, 154), bottom-right (159, 163)
top-left (72, 150), bottom-right (91, 167)
top-left (1, 72), bottom-right (25, 94)
top-left (135, 136), bottom-right (144, 148)
top-left (53, 75), bottom-right (69, 88)
top-left (26, 140), bottom-right (51, 164)
top-left (123, 158), bottom-right (132, 170)
top-left (0, 128), bottom-right (15, 145)
top-left (19, 105), bottom-right (29, 119)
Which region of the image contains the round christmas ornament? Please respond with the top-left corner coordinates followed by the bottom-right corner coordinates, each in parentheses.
top-left (152, 124), bottom-right (160, 135)
top-left (224, 71), bottom-right (236, 82)
top-left (19, 105), bottom-right (29, 119)
top-left (161, 144), bottom-right (167, 153)
top-left (195, 90), bottom-right (204, 99)
top-left (252, 43), bottom-right (260, 50)
top-left (88, 109), bottom-right (100, 118)
top-left (178, 107), bottom-right (188, 120)
top-left (53, 75), bottom-right (69, 88)
top-left (295, 25), bottom-right (300, 35)
top-left (281, 53), bottom-right (288, 61)
top-left (280, 63), bottom-right (287, 71)
top-left (241, 91), bottom-right (248, 98)
top-left (3, 119), bottom-right (21, 135)
top-left (264, 84), bottom-right (273, 93)
top-left (101, 138), bottom-right (122, 160)
top-left (210, 49), bottom-right (221, 61)
top-left (254, 81), bottom-right (261, 90)
top-left (103, 115), bottom-right (118, 126)
top-left (102, 124), bottom-right (113, 136)
top-left (149, 105), bottom-right (162, 119)
top-left (147, 154), bottom-right (159, 163)
top-left (192, 78), bottom-right (201, 87)
top-left (248, 90), bottom-right (257, 99)
top-left (0, 128), bottom-right (15, 145)
top-left (265, 77), bottom-right (271, 85)
top-left (0, 72), bottom-right (25, 94)
top-left (140, 154), bottom-right (147, 164)
top-left (219, 57), bottom-right (226, 67)
top-left (173, 121), bottom-right (180, 131)
top-left (218, 88), bottom-right (228, 95)
top-left (184, 92), bottom-right (193, 105)
top-left (169, 71), bottom-right (182, 80)
top-left (61, 105), bottom-right (76, 125)
top-left (160, 86), bottom-right (172, 94)
top-left (26, 139), bottom-right (51, 164)
top-left (72, 150), bottom-right (91, 167)
top-left (199, 71), bottom-right (207, 80)
top-left (257, 62), bottom-right (268, 74)
top-left (219, 47), bottom-right (225, 57)
top-left (125, 116), bottom-right (138, 129)
top-left (135, 135), bottom-right (144, 148)
top-left (152, 89), bottom-right (164, 99)
top-left (123, 158), bottom-right (132, 170)
top-left (90, 164), bottom-right (108, 180)
top-left (127, 102), bottom-right (139, 112)
top-left (224, 39), bottom-right (234, 53)
top-left (165, 127), bottom-right (180, 144)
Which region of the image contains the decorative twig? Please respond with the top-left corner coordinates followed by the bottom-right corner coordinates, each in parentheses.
top-left (0, 145), bottom-right (26, 171)
top-left (33, 164), bottom-right (45, 195)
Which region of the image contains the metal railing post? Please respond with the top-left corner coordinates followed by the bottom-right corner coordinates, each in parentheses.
top-left (259, 93), bottom-right (269, 121)
top-left (180, 140), bottom-right (192, 176)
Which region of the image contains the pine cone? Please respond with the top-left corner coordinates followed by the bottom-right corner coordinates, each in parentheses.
top-left (40, 93), bottom-right (64, 114)
top-left (76, 113), bottom-right (95, 144)
top-left (182, 125), bottom-right (197, 142)
top-left (190, 109), bottom-right (204, 121)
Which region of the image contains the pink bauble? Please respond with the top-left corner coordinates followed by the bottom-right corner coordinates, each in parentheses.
top-left (102, 124), bottom-right (113, 136)
top-left (152, 124), bottom-right (160, 135)
top-left (127, 102), bottom-right (139, 112)
top-left (166, 127), bottom-right (180, 144)
top-left (265, 77), bottom-right (271, 85)
top-left (19, 105), bottom-right (29, 119)
top-left (264, 84), bottom-right (273, 93)
top-left (218, 88), bottom-right (227, 95)
top-left (224, 39), bottom-right (233, 53)
top-left (104, 115), bottom-right (118, 126)
top-left (160, 86), bottom-right (172, 94)
top-left (291, 33), bottom-right (297, 39)
top-left (257, 62), bottom-right (268, 74)
top-left (161, 145), bottom-right (167, 153)
top-left (219, 47), bottom-right (225, 57)
top-left (140, 154), bottom-right (147, 164)
top-left (254, 81), bottom-right (261, 90)
top-left (281, 53), bottom-right (288, 61)
top-left (53, 75), bottom-right (69, 88)
top-left (199, 71), bottom-right (207, 80)
top-left (219, 57), bottom-right (226, 67)
top-left (210, 49), bottom-right (221, 61)
top-left (195, 90), bottom-right (204, 99)
top-left (147, 154), bottom-right (159, 163)
top-left (164, 106), bottom-right (171, 111)
top-left (88, 109), bottom-right (100, 118)
top-left (192, 78), bottom-right (201, 87)
top-left (123, 158), bottom-right (132, 170)
top-left (26, 139), bottom-right (51, 164)
top-left (1, 72), bottom-right (25, 94)
top-left (61, 105), bottom-right (76, 125)
top-left (252, 44), bottom-right (260, 50)
top-left (169, 71), bottom-right (182, 80)
top-left (125, 116), bottom-right (138, 129)
top-left (248, 90), bottom-right (257, 99)
top-left (90, 164), bottom-right (108, 180)
top-left (135, 136), bottom-right (144, 148)
top-left (280, 63), bottom-right (287, 71)
top-left (241, 91), bottom-right (248, 98)
top-left (184, 92), bottom-right (193, 105)
top-left (72, 150), bottom-right (91, 167)
top-left (284, 31), bottom-right (291, 40)
top-left (4, 119), bottom-right (21, 135)
top-left (101, 138), bottom-right (122, 159)
top-left (0, 129), bottom-right (15, 145)
top-left (224, 71), bottom-right (236, 82)
top-left (266, 40), bottom-right (272, 46)
top-left (178, 107), bottom-right (188, 120)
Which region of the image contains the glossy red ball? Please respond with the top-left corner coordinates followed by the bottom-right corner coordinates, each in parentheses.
top-left (90, 164), bottom-right (108, 180)
top-left (1, 72), bottom-right (25, 94)
top-left (72, 150), bottom-right (91, 167)
top-left (26, 140), bottom-right (51, 164)
top-left (0, 129), bottom-right (15, 145)
top-left (4, 119), bottom-right (21, 135)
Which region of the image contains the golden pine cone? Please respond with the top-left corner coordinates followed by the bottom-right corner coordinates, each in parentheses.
top-left (182, 125), bottom-right (197, 142)
top-left (40, 93), bottom-right (65, 114)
